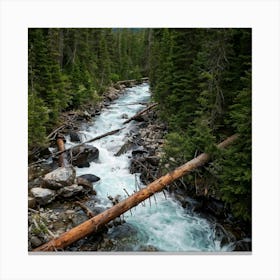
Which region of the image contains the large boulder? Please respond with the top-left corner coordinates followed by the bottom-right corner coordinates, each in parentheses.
top-left (106, 87), bottom-right (119, 101)
top-left (58, 184), bottom-right (84, 198)
top-left (30, 187), bottom-right (56, 205)
top-left (43, 166), bottom-right (76, 189)
top-left (71, 144), bottom-right (99, 168)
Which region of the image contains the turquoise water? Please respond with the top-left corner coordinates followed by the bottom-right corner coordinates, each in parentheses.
top-left (66, 83), bottom-right (233, 252)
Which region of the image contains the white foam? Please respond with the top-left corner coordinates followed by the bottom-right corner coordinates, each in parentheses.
top-left (67, 84), bottom-right (230, 252)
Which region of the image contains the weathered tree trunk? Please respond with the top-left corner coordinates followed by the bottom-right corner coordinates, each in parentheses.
top-left (123, 103), bottom-right (158, 124)
top-left (115, 77), bottom-right (149, 86)
top-left (32, 134), bottom-right (238, 252)
top-left (75, 201), bottom-right (95, 218)
top-left (54, 127), bottom-right (124, 157)
top-left (56, 135), bottom-right (66, 167)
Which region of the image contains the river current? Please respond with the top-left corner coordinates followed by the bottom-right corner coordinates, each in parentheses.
top-left (65, 83), bottom-right (233, 252)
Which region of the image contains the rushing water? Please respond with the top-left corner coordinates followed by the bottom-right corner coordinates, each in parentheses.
top-left (66, 83), bottom-right (233, 252)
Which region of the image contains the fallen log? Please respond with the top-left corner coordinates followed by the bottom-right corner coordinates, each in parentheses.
top-left (123, 103), bottom-right (158, 124)
top-left (115, 77), bottom-right (149, 86)
top-left (28, 128), bottom-right (124, 167)
top-left (53, 127), bottom-right (124, 157)
top-left (75, 201), bottom-right (95, 218)
top-left (32, 134), bottom-right (238, 252)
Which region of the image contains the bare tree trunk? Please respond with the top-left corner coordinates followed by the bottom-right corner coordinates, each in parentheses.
top-left (32, 134), bottom-right (238, 252)
top-left (75, 201), bottom-right (95, 218)
top-left (123, 103), bottom-right (157, 124)
top-left (56, 136), bottom-right (66, 167)
top-left (54, 127), bottom-right (124, 157)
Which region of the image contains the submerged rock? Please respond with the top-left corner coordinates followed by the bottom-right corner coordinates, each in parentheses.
top-left (98, 223), bottom-right (141, 251)
top-left (43, 166), bottom-right (76, 189)
top-left (78, 174), bottom-right (100, 183)
top-left (121, 113), bottom-right (128, 119)
top-left (69, 131), bottom-right (81, 142)
top-left (71, 144), bottom-right (99, 168)
top-left (30, 187), bottom-right (56, 205)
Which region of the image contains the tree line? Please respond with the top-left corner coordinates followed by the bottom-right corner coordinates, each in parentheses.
top-left (28, 28), bottom-right (251, 222)
top-left (28, 28), bottom-right (148, 149)
top-left (149, 28), bottom-right (251, 221)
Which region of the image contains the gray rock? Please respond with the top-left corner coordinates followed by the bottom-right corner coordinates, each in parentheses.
top-left (43, 166), bottom-right (76, 189)
top-left (30, 236), bottom-right (43, 247)
top-left (28, 177), bottom-right (43, 190)
top-left (83, 110), bottom-right (91, 119)
top-left (145, 156), bottom-right (160, 166)
top-left (69, 131), bottom-right (81, 142)
top-left (76, 177), bottom-right (93, 189)
top-left (30, 187), bottom-right (56, 205)
top-left (106, 87), bottom-right (119, 101)
top-left (76, 177), bottom-right (97, 195)
top-left (71, 145), bottom-right (99, 168)
top-left (58, 184), bottom-right (84, 198)
top-left (121, 113), bottom-right (128, 119)
top-left (234, 239), bottom-right (252, 251)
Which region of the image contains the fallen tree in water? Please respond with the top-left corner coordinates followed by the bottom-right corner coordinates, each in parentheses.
top-left (123, 103), bottom-right (158, 124)
top-left (32, 134), bottom-right (238, 252)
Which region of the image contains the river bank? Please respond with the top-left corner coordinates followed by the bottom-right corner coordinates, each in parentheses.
top-left (28, 82), bottom-right (250, 252)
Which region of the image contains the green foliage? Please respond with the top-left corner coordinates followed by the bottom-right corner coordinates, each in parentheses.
top-left (28, 93), bottom-right (49, 149)
top-left (28, 28), bottom-right (148, 149)
top-left (217, 69), bottom-right (252, 220)
top-left (149, 28), bottom-right (252, 222)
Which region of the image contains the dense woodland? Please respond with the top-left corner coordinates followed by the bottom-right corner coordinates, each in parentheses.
top-left (28, 28), bottom-right (148, 148)
top-left (149, 29), bottom-right (251, 221)
top-left (28, 28), bottom-right (251, 222)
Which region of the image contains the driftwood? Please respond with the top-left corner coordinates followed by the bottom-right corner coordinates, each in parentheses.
top-left (53, 127), bottom-right (124, 157)
top-left (75, 201), bottom-right (95, 218)
top-left (32, 134), bottom-right (238, 252)
top-left (28, 128), bottom-right (123, 167)
top-left (47, 124), bottom-right (66, 140)
top-left (118, 102), bottom-right (148, 106)
top-left (123, 103), bottom-right (158, 124)
top-left (115, 77), bottom-right (149, 86)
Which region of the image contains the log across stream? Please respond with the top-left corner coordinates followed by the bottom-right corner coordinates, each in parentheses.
top-left (34, 83), bottom-right (236, 252)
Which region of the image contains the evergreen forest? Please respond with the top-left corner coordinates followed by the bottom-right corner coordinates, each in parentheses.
top-left (28, 28), bottom-right (148, 148)
top-left (28, 28), bottom-right (251, 223)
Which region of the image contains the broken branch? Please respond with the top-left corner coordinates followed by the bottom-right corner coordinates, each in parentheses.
top-left (32, 134), bottom-right (238, 252)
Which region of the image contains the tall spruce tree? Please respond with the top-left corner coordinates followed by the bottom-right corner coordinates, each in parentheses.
top-left (149, 28), bottom-right (252, 222)
top-left (28, 28), bottom-right (148, 151)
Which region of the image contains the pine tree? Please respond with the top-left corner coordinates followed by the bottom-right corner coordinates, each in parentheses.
top-left (28, 28), bottom-right (149, 150)
top-left (149, 28), bottom-right (252, 221)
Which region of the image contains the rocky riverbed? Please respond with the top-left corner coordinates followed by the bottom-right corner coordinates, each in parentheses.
top-left (28, 80), bottom-right (147, 251)
top-left (28, 80), bottom-right (251, 252)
